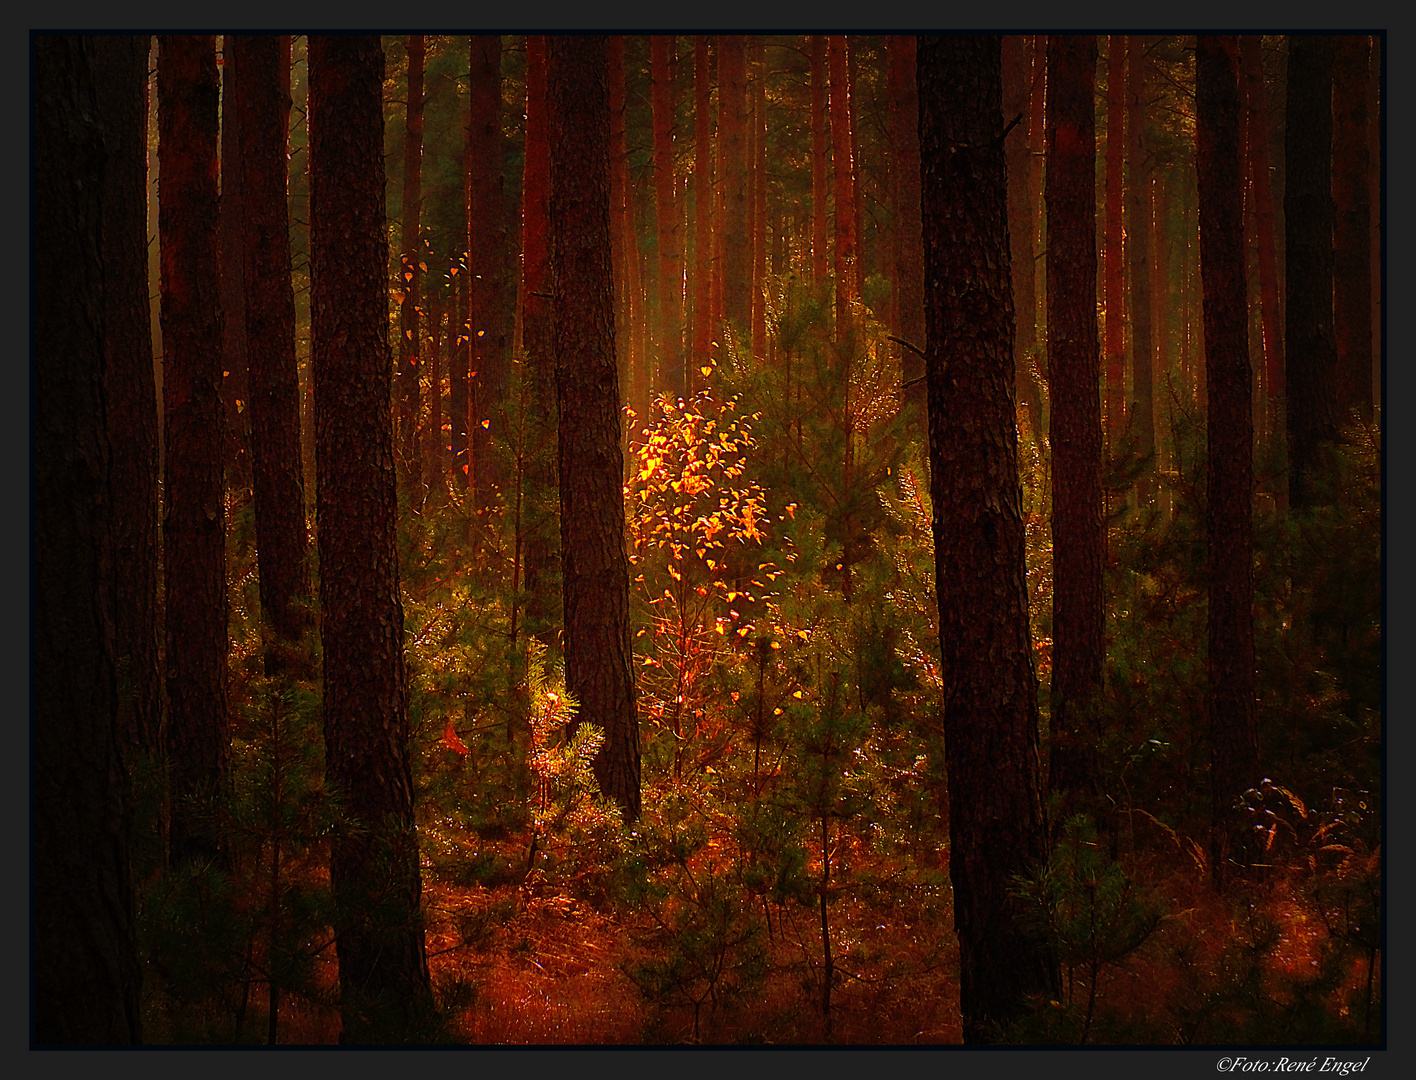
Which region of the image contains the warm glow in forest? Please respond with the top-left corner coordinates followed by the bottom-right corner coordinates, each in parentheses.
top-left (33, 33), bottom-right (1382, 1048)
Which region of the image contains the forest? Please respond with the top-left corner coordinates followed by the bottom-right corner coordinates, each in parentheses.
top-left (33, 33), bottom-right (1381, 1047)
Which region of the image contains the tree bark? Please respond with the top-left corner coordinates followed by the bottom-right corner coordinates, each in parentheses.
top-left (159, 34), bottom-right (230, 867)
top-left (467, 35), bottom-right (505, 501)
top-left (308, 35), bottom-right (433, 1040)
top-left (234, 35), bottom-right (310, 661)
top-left (719, 36), bottom-right (752, 345)
top-left (887, 35), bottom-right (925, 410)
top-left (918, 34), bottom-right (1058, 1044)
top-left (828, 35), bottom-right (859, 338)
top-left (652, 35), bottom-right (685, 395)
top-left (1196, 34), bottom-right (1258, 892)
top-left (690, 36), bottom-right (715, 384)
top-left (34, 33), bottom-right (144, 1045)
top-left (1103, 35), bottom-right (1127, 447)
top-left (219, 37), bottom-right (251, 498)
top-left (547, 35), bottom-right (641, 823)
top-left (751, 36), bottom-right (769, 361)
top-left (93, 34), bottom-right (161, 760)
top-left (1127, 35), bottom-right (1157, 504)
top-left (810, 35), bottom-right (830, 285)
top-left (1046, 35), bottom-right (1105, 805)
top-left (1284, 35), bottom-right (1340, 510)
top-left (1003, 34), bottom-right (1045, 439)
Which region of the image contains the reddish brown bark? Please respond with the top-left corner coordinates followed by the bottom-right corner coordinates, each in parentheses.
top-left (1197, 35), bottom-right (1258, 891)
top-left (1046, 34), bottom-right (1104, 804)
top-left (234, 35), bottom-right (310, 657)
top-left (1103, 35), bottom-right (1127, 446)
top-left (398, 35), bottom-right (424, 476)
top-left (219, 38), bottom-right (251, 497)
top-left (1003, 34), bottom-right (1044, 438)
top-left (547, 34), bottom-right (641, 823)
top-left (609, 36), bottom-right (631, 411)
top-left (159, 34), bottom-right (230, 867)
top-left (1127, 35), bottom-right (1157, 504)
top-left (1029, 35), bottom-right (1049, 362)
top-left (1241, 37), bottom-right (1283, 405)
top-left (467, 35), bottom-right (504, 500)
top-left (887, 35), bottom-right (925, 408)
top-left (719, 36), bottom-right (751, 344)
top-left (751, 36), bottom-right (769, 360)
top-left (309, 34), bottom-right (433, 1037)
top-left (1333, 34), bottom-right (1374, 422)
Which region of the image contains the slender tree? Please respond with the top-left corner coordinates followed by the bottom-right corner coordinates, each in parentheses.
top-left (1332, 34), bottom-right (1374, 422)
top-left (719, 36), bottom-right (752, 344)
top-left (547, 34), bottom-right (641, 824)
top-left (467, 34), bottom-right (505, 501)
top-left (918, 34), bottom-right (1058, 1043)
top-left (1003, 34), bottom-right (1045, 437)
top-left (810, 35), bottom-right (830, 285)
top-left (234, 35), bottom-right (310, 660)
top-left (887, 35), bottom-right (925, 408)
top-left (93, 34), bottom-right (161, 759)
top-left (690, 36), bottom-right (715, 380)
top-left (219, 37), bottom-right (252, 498)
top-left (1103, 35), bottom-right (1127, 446)
top-left (1284, 35), bottom-right (1340, 510)
top-left (1127, 35), bottom-right (1157, 504)
top-left (308, 35), bottom-right (434, 1039)
top-left (34, 33), bottom-right (143, 1045)
top-left (828, 34), bottom-right (859, 337)
top-left (652, 35), bottom-right (685, 396)
top-left (159, 34), bottom-right (230, 867)
top-left (1196, 34), bottom-right (1259, 891)
top-left (1046, 35), bottom-right (1105, 806)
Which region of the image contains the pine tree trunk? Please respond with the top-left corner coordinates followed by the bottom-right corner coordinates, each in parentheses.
top-left (887, 35), bottom-right (926, 412)
top-left (34, 34), bottom-right (144, 1045)
top-left (93, 34), bottom-right (161, 761)
top-left (1046, 35), bottom-right (1105, 806)
top-left (719, 36), bottom-right (751, 346)
top-left (219, 37), bottom-right (252, 499)
top-left (810, 35), bottom-right (830, 285)
top-left (398, 35), bottom-right (424, 479)
top-left (828, 35), bottom-right (858, 337)
top-left (1196, 34), bottom-right (1258, 892)
top-left (751, 36), bottom-right (769, 361)
top-left (1003, 35), bottom-right (1045, 439)
top-left (159, 34), bottom-right (230, 867)
top-left (918, 34), bottom-right (1058, 1043)
top-left (308, 35), bottom-right (434, 1039)
top-left (691, 36), bottom-right (715, 384)
top-left (1028, 35), bottom-right (1049, 383)
top-left (547, 35), bottom-right (641, 824)
top-left (652, 35), bottom-right (684, 396)
top-left (234, 35), bottom-right (310, 660)
top-left (609, 36), bottom-right (632, 415)
top-left (468, 35), bottom-right (504, 501)
top-left (1284, 35), bottom-right (1340, 510)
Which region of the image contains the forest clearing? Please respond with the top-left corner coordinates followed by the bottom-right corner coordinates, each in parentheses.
top-left (34, 33), bottom-right (1381, 1047)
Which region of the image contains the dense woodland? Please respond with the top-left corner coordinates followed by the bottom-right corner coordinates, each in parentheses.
top-left (33, 33), bottom-right (1381, 1046)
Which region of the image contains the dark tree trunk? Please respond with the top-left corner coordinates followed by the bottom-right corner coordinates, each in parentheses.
top-left (1003, 34), bottom-right (1045, 438)
top-left (547, 34), bottom-right (641, 824)
top-left (219, 37), bottom-right (251, 499)
top-left (887, 35), bottom-right (925, 410)
top-left (1045, 35), bottom-right (1105, 806)
top-left (719, 35), bottom-right (751, 343)
top-left (398, 35), bottom-right (424, 479)
top-left (828, 34), bottom-right (859, 337)
top-left (159, 34), bottom-right (230, 867)
top-left (690, 36), bottom-right (715, 383)
top-left (1241, 37), bottom-right (1283, 415)
top-left (93, 34), bottom-right (161, 761)
top-left (1284, 35), bottom-right (1340, 510)
top-left (810, 35), bottom-right (829, 284)
top-left (1127, 35), bottom-right (1157, 505)
top-left (918, 34), bottom-right (1058, 1044)
top-left (1197, 35), bottom-right (1259, 892)
top-left (308, 35), bottom-right (433, 1040)
top-left (34, 34), bottom-right (143, 1045)
top-left (751, 36), bottom-right (769, 361)
top-left (609, 36), bottom-right (632, 408)
top-left (1332, 34), bottom-right (1374, 423)
top-left (233, 35), bottom-right (310, 660)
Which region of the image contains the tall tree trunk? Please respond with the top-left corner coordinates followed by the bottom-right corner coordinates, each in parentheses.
top-left (1003, 34), bottom-right (1045, 439)
top-left (398, 35), bottom-right (424, 479)
top-left (547, 35), bottom-right (641, 824)
top-left (1127, 35), bottom-right (1157, 505)
top-left (652, 35), bottom-right (684, 396)
top-left (1284, 35), bottom-right (1340, 510)
top-left (719, 35), bottom-right (751, 346)
top-left (691, 36), bottom-right (715, 384)
top-left (887, 35), bottom-right (925, 410)
top-left (424, 283), bottom-right (445, 506)
top-left (1196, 34), bottom-right (1258, 892)
top-left (918, 34), bottom-right (1058, 1043)
top-left (1103, 35), bottom-right (1127, 448)
top-left (93, 34), bottom-right (161, 760)
top-left (1029, 34), bottom-right (1049, 389)
top-left (1332, 34), bottom-right (1373, 423)
top-left (309, 35), bottom-right (434, 1041)
top-left (34, 34), bottom-right (143, 1045)
top-left (159, 34), bottom-right (230, 867)
top-left (219, 37), bottom-right (251, 500)
top-left (234, 35), bottom-right (310, 661)
top-left (1046, 35), bottom-right (1105, 806)
top-left (810, 35), bottom-right (830, 285)
top-left (609, 36), bottom-right (632, 416)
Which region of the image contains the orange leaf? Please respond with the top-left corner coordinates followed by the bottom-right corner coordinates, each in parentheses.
top-left (441, 720), bottom-right (469, 756)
